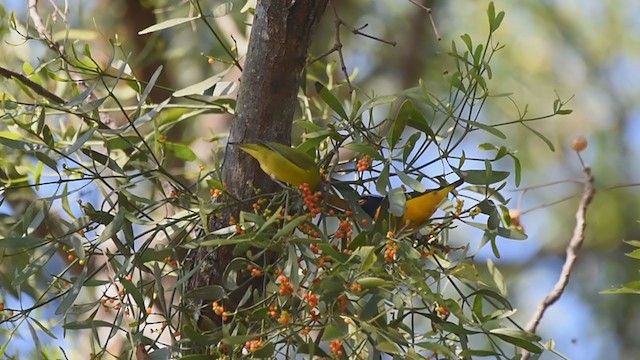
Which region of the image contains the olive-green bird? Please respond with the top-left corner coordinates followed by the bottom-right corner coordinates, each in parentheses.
top-left (238, 141), bottom-right (321, 190)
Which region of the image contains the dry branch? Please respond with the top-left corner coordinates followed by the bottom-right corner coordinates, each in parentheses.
top-left (522, 166), bottom-right (595, 359)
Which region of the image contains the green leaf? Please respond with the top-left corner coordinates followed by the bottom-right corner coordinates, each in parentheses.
top-left (182, 325), bottom-right (218, 345)
top-left (490, 328), bottom-right (541, 341)
top-left (487, 258), bottom-right (507, 297)
top-left (138, 16), bottom-right (200, 35)
top-left (97, 208), bottom-right (125, 244)
top-left (493, 11), bottom-right (505, 33)
top-left (138, 66), bottom-right (163, 109)
top-left (164, 141), bottom-right (197, 161)
top-left (624, 240), bottom-right (640, 248)
top-left (487, 2), bottom-right (496, 25)
top-left (185, 285), bottom-right (225, 300)
top-left (463, 169), bottom-right (509, 185)
top-left (35, 152), bottom-right (59, 174)
top-left (56, 267), bottom-right (88, 315)
top-left (42, 124), bottom-right (54, 147)
top-left (417, 342), bottom-right (457, 358)
top-left (376, 163), bottom-right (390, 195)
top-left (354, 95), bottom-right (397, 120)
top-left (28, 316), bottom-right (58, 340)
top-left (321, 322), bottom-right (348, 341)
top-left (177, 354), bottom-right (216, 359)
top-left (62, 126), bottom-right (96, 156)
top-left (497, 226), bottom-right (527, 240)
top-left (459, 119), bottom-right (506, 139)
top-left (487, 2), bottom-right (505, 32)
top-left (0, 237), bottom-right (46, 249)
top-left (387, 187), bottom-right (407, 217)
top-left (403, 132), bottom-right (421, 163)
top-left (389, 100), bottom-right (411, 148)
top-left (473, 44), bottom-right (484, 66)
top-left (275, 215), bottom-right (308, 239)
top-left (626, 249), bottom-right (640, 260)
top-left (353, 246), bottom-right (376, 273)
top-left (221, 335), bottom-right (261, 345)
top-left (523, 123), bottom-right (555, 151)
top-left (490, 232), bottom-right (500, 258)
top-left (121, 279), bottom-right (146, 314)
top-left (81, 148), bottom-right (125, 174)
top-left (376, 341), bottom-right (400, 354)
top-left (172, 70), bottom-right (233, 97)
top-left (491, 329), bottom-right (542, 353)
top-left (600, 280), bottom-right (640, 295)
top-left (344, 143), bottom-right (384, 161)
top-left (315, 82), bottom-right (349, 120)
top-left (356, 277), bottom-right (392, 289)
top-left (396, 169), bottom-right (427, 192)
top-left (64, 319), bottom-right (123, 330)
top-left (13, 244), bottom-right (57, 286)
top-left (252, 341), bottom-right (275, 358)
top-left (26, 321), bottom-right (42, 356)
top-left (512, 154), bottom-right (521, 187)
top-left (459, 349), bottom-right (499, 357)
top-left (460, 33), bottom-right (473, 52)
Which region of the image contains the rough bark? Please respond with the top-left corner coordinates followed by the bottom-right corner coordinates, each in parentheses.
top-left (186, 0), bottom-right (328, 327)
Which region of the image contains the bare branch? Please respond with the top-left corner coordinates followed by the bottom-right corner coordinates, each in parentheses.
top-left (317, 0), bottom-right (397, 92)
top-left (407, 0), bottom-right (441, 40)
top-left (522, 166), bottom-right (595, 359)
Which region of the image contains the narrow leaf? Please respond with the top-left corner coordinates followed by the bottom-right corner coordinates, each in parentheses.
top-left (138, 16), bottom-right (200, 35)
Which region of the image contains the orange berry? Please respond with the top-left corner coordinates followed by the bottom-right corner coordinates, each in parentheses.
top-left (146, 307), bottom-right (152, 314)
top-left (251, 268), bottom-right (263, 277)
top-left (571, 136), bottom-right (588, 152)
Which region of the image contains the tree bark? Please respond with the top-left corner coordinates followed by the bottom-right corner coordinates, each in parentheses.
top-left (186, 0), bottom-right (328, 328)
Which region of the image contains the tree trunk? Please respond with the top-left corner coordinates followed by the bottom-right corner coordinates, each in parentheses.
top-left (186, 0), bottom-right (328, 330)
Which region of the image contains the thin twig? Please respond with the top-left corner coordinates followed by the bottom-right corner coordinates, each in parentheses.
top-left (329, 0), bottom-right (353, 92)
top-left (349, 23), bottom-right (396, 46)
top-left (520, 192), bottom-right (581, 216)
top-left (319, 0), bottom-right (397, 92)
top-left (407, 0), bottom-right (441, 41)
top-left (521, 166), bottom-right (595, 359)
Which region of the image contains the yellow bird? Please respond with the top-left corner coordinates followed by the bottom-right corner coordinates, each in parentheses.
top-left (238, 141), bottom-right (321, 190)
top-left (359, 178), bottom-right (463, 230)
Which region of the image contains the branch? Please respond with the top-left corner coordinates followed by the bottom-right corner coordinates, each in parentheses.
top-left (28, 0), bottom-right (62, 54)
top-left (407, 0), bottom-right (441, 40)
top-left (311, 0), bottom-right (396, 92)
top-left (0, 66), bottom-right (65, 104)
top-left (522, 166), bottom-right (595, 359)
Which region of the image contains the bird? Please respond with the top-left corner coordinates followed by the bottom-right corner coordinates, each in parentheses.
top-left (359, 178), bottom-right (464, 230)
top-left (237, 141), bottom-right (321, 190)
